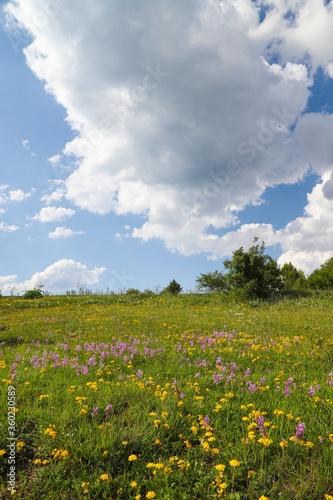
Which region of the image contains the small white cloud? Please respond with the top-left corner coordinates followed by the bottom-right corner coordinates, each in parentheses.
top-left (0, 186), bottom-right (33, 204)
top-left (48, 226), bottom-right (85, 239)
top-left (1, 259), bottom-right (106, 294)
top-left (8, 189), bottom-right (31, 202)
top-left (41, 187), bottom-right (66, 204)
top-left (0, 222), bottom-right (19, 233)
top-left (22, 139), bottom-right (36, 157)
top-left (48, 154), bottom-right (61, 165)
top-left (32, 206), bottom-right (75, 222)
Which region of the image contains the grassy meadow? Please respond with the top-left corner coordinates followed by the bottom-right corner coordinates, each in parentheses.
top-left (0, 292), bottom-right (333, 499)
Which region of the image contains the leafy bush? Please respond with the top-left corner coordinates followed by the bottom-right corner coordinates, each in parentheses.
top-left (22, 288), bottom-right (43, 300)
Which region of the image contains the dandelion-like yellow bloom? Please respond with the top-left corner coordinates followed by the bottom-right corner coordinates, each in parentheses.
top-left (215, 464), bottom-right (226, 473)
top-left (128, 454), bottom-right (138, 461)
top-left (279, 440), bottom-right (288, 448)
top-left (16, 441), bottom-right (25, 451)
top-left (44, 425), bottom-right (57, 438)
top-left (259, 496), bottom-right (270, 500)
top-left (130, 481), bottom-right (137, 487)
top-left (146, 492), bottom-right (156, 499)
top-left (0, 449), bottom-right (6, 456)
top-left (229, 459), bottom-right (241, 467)
top-left (100, 473), bottom-right (109, 481)
top-left (39, 394), bottom-right (49, 401)
top-left (257, 437), bottom-right (273, 447)
top-left (324, 495), bottom-right (333, 500)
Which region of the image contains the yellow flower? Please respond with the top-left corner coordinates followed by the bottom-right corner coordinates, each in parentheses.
top-left (16, 441), bottom-right (25, 451)
top-left (130, 481), bottom-right (138, 487)
top-left (215, 464), bottom-right (226, 472)
top-left (80, 408), bottom-right (87, 415)
top-left (324, 495), bottom-right (333, 500)
top-left (100, 473), bottom-right (109, 481)
top-left (257, 437), bottom-right (273, 447)
top-left (135, 495), bottom-right (141, 500)
top-left (146, 492), bottom-right (156, 499)
top-left (44, 425), bottom-right (57, 438)
top-left (122, 441), bottom-right (128, 446)
top-left (229, 459), bottom-right (241, 467)
top-left (128, 454), bottom-right (138, 461)
top-left (0, 449), bottom-right (6, 456)
top-left (39, 394), bottom-right (49, 401)
top-left (279, 440), bottom-right (288, 449)
top-left (259, 496), bottom-right (270, 500)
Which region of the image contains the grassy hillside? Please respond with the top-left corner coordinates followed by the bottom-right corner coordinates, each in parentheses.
top-left (0, 293), bottom-right (333, 499)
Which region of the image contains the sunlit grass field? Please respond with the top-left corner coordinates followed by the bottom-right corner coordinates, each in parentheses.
top-left (0, 292), bottom-right (333, 499)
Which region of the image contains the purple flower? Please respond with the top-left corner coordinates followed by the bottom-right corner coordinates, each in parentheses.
top-left (92, 406), bottom-right (99, 418)
top-left (247, 381), bottom-right (258, 393)
top-left (294, 421), bottom-right (305, 439)
top-left (136, 369), bottom-right (143, 379)
top-left (213, 373), bottom-right (223, 384)
top-left (105, 404), bottom-right (112, 418)
top-left (203, 415), bottom-right (210, 426)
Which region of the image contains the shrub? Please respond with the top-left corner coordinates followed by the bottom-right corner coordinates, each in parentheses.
top-left (22, 288), bottom-right (43, 300)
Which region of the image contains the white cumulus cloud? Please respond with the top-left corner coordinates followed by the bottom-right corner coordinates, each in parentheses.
top-left (48, 226), bottom-right (85, 239)
top-left (0, 259), bottom-right (106, 295)
top-left (4, 0), bottom-right (333, 273)
top-left (32, 206), bottom-right (75, 222)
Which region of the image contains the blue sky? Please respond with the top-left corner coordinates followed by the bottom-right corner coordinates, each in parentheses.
top-left (1, 0), bottom-right (333, 295)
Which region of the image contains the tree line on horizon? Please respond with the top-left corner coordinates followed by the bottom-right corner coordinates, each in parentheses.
top-left (193, 237), bottom-right (333, 299)
top-left (2, 237), bottom-right (333, 300)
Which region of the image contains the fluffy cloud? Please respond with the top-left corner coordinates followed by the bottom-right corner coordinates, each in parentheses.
top-left (0, 259), bottom-right (106, 295)
top-left (48, 226), bottom-right (85, 239)
top-left (0, 185), bottom-right (33, 204)
top-left (277, 171), bottom-right (333, 273)
top-left (0, 222), bottom-right (19, 233)
top-left (32, 206), bottom-right (75, 222)
top-left (4, 0), bottom-right (333, 273)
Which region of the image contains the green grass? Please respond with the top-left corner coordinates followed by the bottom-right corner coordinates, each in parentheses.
top-left (0, 292), bottom-right (333, 499)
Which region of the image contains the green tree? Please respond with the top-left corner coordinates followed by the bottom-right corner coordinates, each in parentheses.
top-left (280, 262), bottom-right (308, 290)
top-left (223, 237), bottom-right (283, 299)
top-left (195, 270), bottom-right (228, 293)
top-left (308, 257), bottom-right (333, 289)
top-left (164, 279), bottom-right (182, 295)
